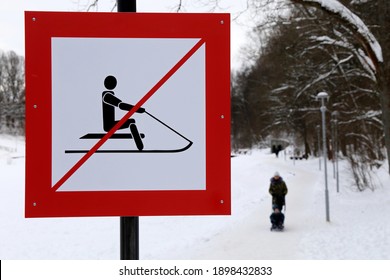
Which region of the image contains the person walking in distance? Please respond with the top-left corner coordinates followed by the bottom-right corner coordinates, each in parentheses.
top-left (268, 171), bottom-right (288, 211)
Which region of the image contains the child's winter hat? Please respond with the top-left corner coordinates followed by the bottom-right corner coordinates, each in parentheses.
top-left (274, 171), bottom-right (280, 177)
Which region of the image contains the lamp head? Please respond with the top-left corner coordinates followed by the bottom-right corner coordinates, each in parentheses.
top-left (316, 91), bottom-right (329, 101)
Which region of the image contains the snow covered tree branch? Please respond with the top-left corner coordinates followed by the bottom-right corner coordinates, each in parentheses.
top-left (290, 0), bottom-right (390, 174)
top-left (291, 0), bottom-right (382, 69)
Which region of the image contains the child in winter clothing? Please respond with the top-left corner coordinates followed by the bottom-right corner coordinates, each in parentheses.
top-left (270, 204), bottom-right (285, 230)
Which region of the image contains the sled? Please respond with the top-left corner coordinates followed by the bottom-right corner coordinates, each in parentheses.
top-left (65, 143), bottom-right (192, 154)
top-left (78, 133), bottom-right (145, 140)
top-left (270, 225), bottom-right (284, 232)
top-left (64, 110), bottom-right (193, 154)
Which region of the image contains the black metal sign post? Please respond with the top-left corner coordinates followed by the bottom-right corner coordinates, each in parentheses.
top-left (117, 0), bottom-right (139, 260)
top-left (117, 0), bottom-right (136, 12)
top-left (120, 215), bottom-right (139, 260)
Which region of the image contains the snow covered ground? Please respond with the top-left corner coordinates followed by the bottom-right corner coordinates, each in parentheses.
top-left (0, 134), bottom-right (389, 260)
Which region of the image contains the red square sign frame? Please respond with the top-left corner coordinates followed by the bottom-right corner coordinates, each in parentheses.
top-left (25, 12), bottom-right (230, 218)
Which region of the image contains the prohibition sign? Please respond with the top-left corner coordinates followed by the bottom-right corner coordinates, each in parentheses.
top-left (25, 12), bottom-right (230, 217)
top-left (52, 39), bottom-right (205, 192)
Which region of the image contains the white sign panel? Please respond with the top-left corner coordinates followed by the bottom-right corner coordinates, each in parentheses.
top-left (52, 38), bottom-right (206, 191)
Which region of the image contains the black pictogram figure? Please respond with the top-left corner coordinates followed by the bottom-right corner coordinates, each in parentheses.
top-left (102, 75), bottom-right (145, 150)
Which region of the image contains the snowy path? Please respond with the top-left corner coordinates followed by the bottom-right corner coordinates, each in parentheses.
top-left (1, 135), bottom-right (390, 259)
top-left (188, 151), bottom-right (320, 259)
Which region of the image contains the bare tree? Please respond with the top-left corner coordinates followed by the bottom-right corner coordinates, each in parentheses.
top-left (289, 0), bottom-right (390, 171)
top-left (0, 51), bottom-right (25, 134)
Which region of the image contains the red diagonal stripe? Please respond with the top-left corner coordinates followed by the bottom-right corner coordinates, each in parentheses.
top-left (52, 38), bottom-right (205, 192)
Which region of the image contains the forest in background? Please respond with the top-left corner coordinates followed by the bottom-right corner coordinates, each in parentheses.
top-left (231, 0), bottom-right (389, 189)
top-left (0, 50), bottom-right (25, 135)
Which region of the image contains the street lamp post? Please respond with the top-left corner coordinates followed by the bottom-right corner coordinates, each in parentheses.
top-left (316, 125), bottom-right (321, 171)
top-left (317, 92), bottom-right (330, 222)
top-left (332, 111), bottom-right (340, 193)
top-left (331, 119), bottom-right (335, 179)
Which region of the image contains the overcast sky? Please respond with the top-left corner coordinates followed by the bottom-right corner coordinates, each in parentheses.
top-left (0, 0), bottom-right (252, 69)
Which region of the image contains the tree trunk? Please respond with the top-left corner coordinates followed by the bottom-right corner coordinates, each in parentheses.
top-left (377, 64), bottom-right (390, 172)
